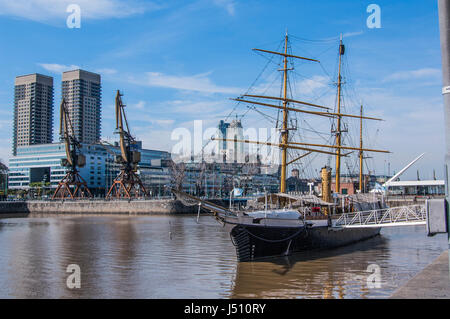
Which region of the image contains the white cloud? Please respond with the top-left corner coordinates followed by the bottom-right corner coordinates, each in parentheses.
top-left (251, 74), bottom-right (330, 99)
top-left (38, 63), bottom-right (80, 73)
top-left (130, 71), bottom-right (242, 95)
top-left (213, 0), bottom-right (236, 16)
top-left (125, 111), bottom-right (176, 127)
top-left (342, 31), bottom-right (364, 38)
top-left (296, 75), bottom-right (329, 95)
top-left (38, 64), bottom-right (119, 76)
top-left (133, 128), bottom-right (174, 152)
top-left (0, 0), bottom-right (158, 23)
top-left (354, 87), bottom-right (445, 179)
top-left (131, 101), bottom-right (147, 110)
top-left (383, 68), bottom-right (441, 83)
top-left (168, 100), bottom-right (228, 114)
top-left (95, 68), bottom-right (117, 75)
top-left (154, 119), bottom-right (175, 126)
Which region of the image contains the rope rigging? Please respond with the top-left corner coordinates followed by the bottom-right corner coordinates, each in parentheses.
top-left (197, 32), bottom-right (387, 186)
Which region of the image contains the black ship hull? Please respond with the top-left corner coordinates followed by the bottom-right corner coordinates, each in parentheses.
top-left (230, 224), bottom-right (381, 262)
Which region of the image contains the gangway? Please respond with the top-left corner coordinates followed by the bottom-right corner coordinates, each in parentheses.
top-left (334, 205), bottom-right (426, 228)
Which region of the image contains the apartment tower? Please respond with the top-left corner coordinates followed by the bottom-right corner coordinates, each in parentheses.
top-left (61, 69), bottom-right (101, 144)
top-left (13, 74), bottom-right (54, 156)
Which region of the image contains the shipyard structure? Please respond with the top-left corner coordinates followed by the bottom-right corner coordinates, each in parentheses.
top-left (8, 71), bottom-right (284, 198)
top-left (9, 70), bottom-right (172, 197)
top-left (8, 142), bottom-right (171, 197)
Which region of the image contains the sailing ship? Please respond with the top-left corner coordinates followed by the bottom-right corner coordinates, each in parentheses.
top-left (172, 32), bottom-right (390, 262)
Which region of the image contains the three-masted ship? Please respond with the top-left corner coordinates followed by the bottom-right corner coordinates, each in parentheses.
top-left (173, 33), bottom-right (390, 262)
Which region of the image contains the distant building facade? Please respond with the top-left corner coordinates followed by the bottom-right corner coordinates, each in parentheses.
top-left (13, 74), bottom-right (54, 156)
top-left (9, 70), bottom-right (176, 197)
top-left (62, 70), bottom-right (101, 144)
top-left (218, 118), bottom-right (244, 163)
top-left (317, 174), bottom-right (372, 196)
top-left (286, 169), bottom-right (311, 193)
top-left (176, 161), bottom-right (280, 197)
top-left (386, 180), bottom-right (445, 196)
top-left (8, 142), bottom-right (171, 197)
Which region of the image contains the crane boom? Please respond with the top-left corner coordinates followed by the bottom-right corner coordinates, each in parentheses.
top-left (383, 153), bottom-right (426, 187)
top-left (115, 91), bottom-right (129, 163)
top-left (60, 99), bottom-right (73, 166)
top-left (52, 99), bottom-right (92, 199)
top-left (106, 90), bottom-right (147, 199)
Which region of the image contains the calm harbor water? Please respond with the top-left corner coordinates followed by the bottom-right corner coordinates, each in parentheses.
top-left (0, 214), bottom-right (447, 299)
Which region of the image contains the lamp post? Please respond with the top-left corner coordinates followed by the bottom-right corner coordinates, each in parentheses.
top-left (438, 0), bottom-right (450, 264)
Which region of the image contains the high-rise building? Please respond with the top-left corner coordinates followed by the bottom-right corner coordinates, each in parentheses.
top-left (61, 69), bottom-right (101, 144)
top-left (13, 74), bottom-right (54, 156)
top-left (217, 118), bottom-right (244, 163)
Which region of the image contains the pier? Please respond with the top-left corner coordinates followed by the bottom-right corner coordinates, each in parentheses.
top-left (0, 199), bottom-right (214, 217)
top-left (391, 250), bottom-right (450, 299)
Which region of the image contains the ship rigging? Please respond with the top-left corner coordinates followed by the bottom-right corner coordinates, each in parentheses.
top-left (173, 32), bottom-right (395, 262)
top-left (213, 32), bottom-right (389, 195)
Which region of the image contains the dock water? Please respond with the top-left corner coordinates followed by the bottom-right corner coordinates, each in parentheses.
top-left (391, 250), bottom-right (450, 299)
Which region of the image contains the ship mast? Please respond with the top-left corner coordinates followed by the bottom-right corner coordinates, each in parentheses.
top-left (335, 34), bottom-right (344, 194)
top-left (280, 32), bottom-right (289, 193)
top-left (213, 32), bottom-right (389, 196)
top-left (359, 103), bottom-right (364, 192)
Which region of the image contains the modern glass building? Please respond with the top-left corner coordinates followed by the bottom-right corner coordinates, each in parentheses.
top-left (8, 142), bottom-right (171, 196)
top-left (61, 69), bottom-right (101, 144)
top-left (13, 74), bottom-right (54, 156)
top-left (8, 143), bottom-right (106, 190)
top-left (9, 143), bottom-right (66, 189)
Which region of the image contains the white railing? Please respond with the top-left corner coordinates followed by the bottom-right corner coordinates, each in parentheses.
top-left (334, 205), bottom-right (426, 228)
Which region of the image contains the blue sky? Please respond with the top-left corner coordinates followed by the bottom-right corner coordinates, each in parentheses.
top-left (0, 0), bottom-right (444, 180)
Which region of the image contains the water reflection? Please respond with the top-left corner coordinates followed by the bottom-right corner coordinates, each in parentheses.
top-left (231, 236), bottom-right (390, 299)
top-left (8, 219), bottom-right (55, 298)
top-left (0, 217), bottom-right (446, 299)
top-left (54, 217), bottom-right (141, 298)
top-left (231, 226), bottom-right (447, 299)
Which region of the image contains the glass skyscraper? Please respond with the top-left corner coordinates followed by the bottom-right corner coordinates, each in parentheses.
top-left (13, 74), bottom-right (54, 156)
top-left (61, 69), bottom-right (101, 144)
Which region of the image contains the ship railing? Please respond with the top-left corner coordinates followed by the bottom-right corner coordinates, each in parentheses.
top-left (334, 204), bottom-right (426, 228)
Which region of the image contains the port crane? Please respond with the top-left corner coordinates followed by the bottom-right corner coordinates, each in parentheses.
top-left (106, 90), bottom-right (147, 199)
top-left (52, 99), bottom-right (93, 199)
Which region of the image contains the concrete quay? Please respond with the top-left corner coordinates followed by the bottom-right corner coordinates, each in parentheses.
top-left (391, 250), bottom-right (450, 299)
top-left (0, 199), bottom-right (220, 217)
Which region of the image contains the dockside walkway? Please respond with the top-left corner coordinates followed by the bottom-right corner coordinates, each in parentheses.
top-left (391, 250), bottom-right (450, 299)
